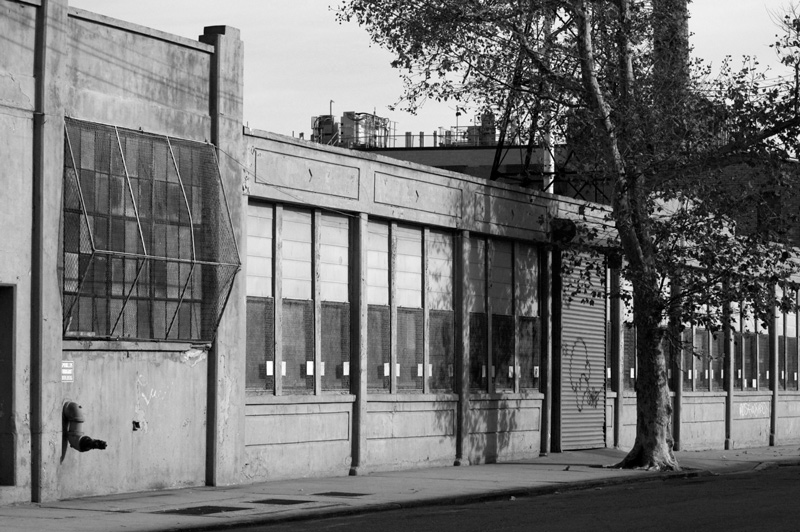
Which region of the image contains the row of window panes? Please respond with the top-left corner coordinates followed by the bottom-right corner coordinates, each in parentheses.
top-left (245, 203), bottom-right (541, 395)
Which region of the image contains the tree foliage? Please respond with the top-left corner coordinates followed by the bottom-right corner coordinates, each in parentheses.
top-left (338, 0), bottom-right (800, 470)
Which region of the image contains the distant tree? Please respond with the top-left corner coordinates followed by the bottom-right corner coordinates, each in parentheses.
top-left (338, 0), bottom-right (800, 470)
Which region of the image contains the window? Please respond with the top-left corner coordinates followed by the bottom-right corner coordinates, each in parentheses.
top-left (246, 203), bottom-right (274, 390)
top-left (516, 243), bottom-right (540, 391)
top-left (367, 221), bottom-right (391, 392)
top-left (320, 214), bottom-right (351, 392)
top-left (468, 237), bottom-right (487, 391)
top-left (427, 230), bottom-right (455, 392)
top-left (62, 118), bottom-right (239, 341)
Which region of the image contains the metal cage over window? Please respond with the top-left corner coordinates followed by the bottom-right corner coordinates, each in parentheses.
top-left (62, 118), bottom-right (240, 342)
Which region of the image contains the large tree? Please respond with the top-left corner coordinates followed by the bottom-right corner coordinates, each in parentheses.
top-left (338, 0), bottom-right (800, 470)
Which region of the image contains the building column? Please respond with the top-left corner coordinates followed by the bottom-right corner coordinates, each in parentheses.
top-left (350, 214), bottom-right (369, 475)
top-left (199, 25), bottom-right (245, 486)
top-left (32, 0), bottom-right (67, 503)
top-left (455, 231), bottom-right (470, 465)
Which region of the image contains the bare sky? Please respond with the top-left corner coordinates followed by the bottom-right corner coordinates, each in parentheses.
top-left (68, 1), bottom-right (789, 138)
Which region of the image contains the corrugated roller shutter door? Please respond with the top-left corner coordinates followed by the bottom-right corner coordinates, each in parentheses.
top-left (561, 262), bottom-right (606, 450)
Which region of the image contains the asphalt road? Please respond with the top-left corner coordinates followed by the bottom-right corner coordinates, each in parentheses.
top-left (230, 465), bottom-right (800, 531)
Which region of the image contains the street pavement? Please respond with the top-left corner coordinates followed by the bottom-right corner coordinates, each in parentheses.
top-left (1, 445), bottom-right (799, 532)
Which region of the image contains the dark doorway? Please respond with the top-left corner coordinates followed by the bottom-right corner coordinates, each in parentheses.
top-left (0, 286), bottom-right (14, 485)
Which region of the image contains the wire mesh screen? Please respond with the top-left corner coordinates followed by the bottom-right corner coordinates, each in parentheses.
top-left (758, 333), bottom-right (770, 389)
top-left (397, 308), bottom-right (423, 392)
top-left (518, 316), bottom-right (540, 390)
top-left (492, 315), bottom-right (515, 391)
top-left (321, 301), bottom-right (350, 392)
top-left (744, 333), bottom-right (757, 390)
top-left (368, 305), bottom-right (391, 392)
top-left (779, 336), bottom-right (787, 391)
top-left (734, 332), bottom-right (744, 391)
top-left (62, 118), bottom-right (240, 342)
top-left (282, 299), bottom-right (314, 394)
top-left (246, 297), bottom-right (274, 390)
top-left (429, 310), bottom-right (454, 392)
top-left (469, 312), bottom-right (488, 391)
top-left (660, 335), bottom-right (673, 391)
top-left (789, 337), bottom-right (799, 391)
top-left (683, 329), bottom-right (694, 390)
top-left (623, 324), bottom-right (636, 390)
top-left (694, 329), bottom-right (709, 391)
top-left (711, 332), bottom-right (724, 392)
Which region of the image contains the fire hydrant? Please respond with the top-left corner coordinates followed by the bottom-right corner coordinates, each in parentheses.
top-left (63, 402), bottom-right (107, 452)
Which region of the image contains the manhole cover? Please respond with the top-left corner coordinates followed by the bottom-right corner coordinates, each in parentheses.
top-left (251, 498), bottom-right (313, 505)
top-left (315, 492), bottom-right (369, 498)
top-left (156, 505), bottom-right (250, 516)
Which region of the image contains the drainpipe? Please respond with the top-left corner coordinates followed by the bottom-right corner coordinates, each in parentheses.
top-left (31, 0), bottom-right (50, 503)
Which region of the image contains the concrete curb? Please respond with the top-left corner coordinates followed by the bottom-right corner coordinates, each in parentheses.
top-left (167, 468), bottom-right (716, 532)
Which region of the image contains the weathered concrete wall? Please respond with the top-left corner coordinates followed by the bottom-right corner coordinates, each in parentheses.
top-left (466, 398), bottom-right (542, 464)
top-left (0, 0), bottom-right (37, 504)
top-left (367, 398), bottom-right (458, 470)
top-left (243, 400), bottom-right (353, 480)
top-left (777, 396), bottom-right (800, 444)
top-left (732, 396), bottom-right (771, 448)
top-left (65, 8), bottom-right (213, 140)
top-left (245, 130), bottom-right (555, 242)
top-left (619, 395), bottom-right (636, 450)
top-left (679, 395), bottom-right (726, 450)
top-left (59, 342), bottom-right (207, 498)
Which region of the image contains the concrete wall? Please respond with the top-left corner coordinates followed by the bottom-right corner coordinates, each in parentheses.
top-left (676, 395), bottom-right (726, 451)
top-left (777, 395), bottom-right (800, 444)
top-left (243, 398), bottom-right (354, 481)
top-left (59, 342), bottom-right (208, 497)
top-left (0, 0), bottom-right (244, 502)
top-left (243, 132), bottom-right (556, 477)
top-left (732, 395), bottom-right (772, 448)
top-left (0, 0), bottom-right (37, 505)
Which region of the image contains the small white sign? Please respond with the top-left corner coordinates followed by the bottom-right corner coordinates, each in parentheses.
top-left (448, 364), bottom-right (454, 377)
top-left (428, 364), bottom-right (433, 377)
top-left (306, 361), bottom-right (314, 376)
top-left (61, 361), bottom-right (74, 383)
top-left (383, 362), bottom-right (390, 377)
top-left (534, 366), bottom-right (540, 378)
top-left (481, 365), bottom-right (486, 378)
top-left (508, 366), bottom-right (514, 378)
top-left (281, 361), bottom-right (286, 377)
top-left (396, 363), bottom-right (400, 376)
top-left (606, 367), bottom-right (611, 379)
top-left (630, 368), bottom-right (635, 379)
top-left (343, 362), bottom-right (350, 376)
top-left (320, 362), bottom-right (325, 376)
top-left (417, 364), bottom-right (423, 377)
top-left (266, 361), bottom-right (274, 376)
top-left (688, 370), bottom-right (693, 379)
top-left (738, 369), bottom-right (742, 379)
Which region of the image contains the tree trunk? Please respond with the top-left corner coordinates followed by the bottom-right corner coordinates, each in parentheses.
top-left (573, 0), bottom-right (679, 470)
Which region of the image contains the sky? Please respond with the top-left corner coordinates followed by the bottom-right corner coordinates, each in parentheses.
top-left (68, 1), bottom-right (790, 139)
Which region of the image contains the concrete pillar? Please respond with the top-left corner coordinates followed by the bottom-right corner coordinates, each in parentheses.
top-left (199, 25), bottom-right (245, 486)
top-left (32, 0), bottom-right (67, 503)
top-left (455, 231), bottom-right (470, 465)
top-left (350, 214), bottom-right (369, 475)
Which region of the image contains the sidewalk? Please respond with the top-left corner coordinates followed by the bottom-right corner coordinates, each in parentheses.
top-left (1, 445), bottom-right (799, 532)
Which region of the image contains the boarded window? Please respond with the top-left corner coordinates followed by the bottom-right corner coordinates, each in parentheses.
top-left (247, 204), bottom-right (273, 298)
top-left (367, 222), bottom-right (389, 306)
top-left (62, 118), bottom-right (239, 341)
top-left (281, 209), bottom-right (312, 300)
top-left (427, 231), bottom-right (453, 311)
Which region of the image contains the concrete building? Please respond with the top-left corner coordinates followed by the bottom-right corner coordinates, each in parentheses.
top-left (1, 0), bottom-right (799, 506)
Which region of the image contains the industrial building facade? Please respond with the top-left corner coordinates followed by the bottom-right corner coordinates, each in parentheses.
top-left (2, 0), bottom-right (800, 505)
